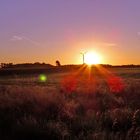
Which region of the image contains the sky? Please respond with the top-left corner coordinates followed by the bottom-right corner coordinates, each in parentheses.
top-left (0, 0), bottom-right (140, 65)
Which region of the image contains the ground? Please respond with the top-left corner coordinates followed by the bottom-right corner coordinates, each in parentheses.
top-left (0, 66), bottom-right (140, 140)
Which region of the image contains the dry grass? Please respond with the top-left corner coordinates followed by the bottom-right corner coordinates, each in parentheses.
top-left (0, 67), bottom-right (140, 140)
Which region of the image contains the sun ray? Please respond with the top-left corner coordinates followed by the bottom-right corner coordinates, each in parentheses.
top-left (95, 65), bottom-right (125, 93)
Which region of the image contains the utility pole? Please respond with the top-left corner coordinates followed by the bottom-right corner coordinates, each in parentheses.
top-left (80, 52), bottom-right (86, 64)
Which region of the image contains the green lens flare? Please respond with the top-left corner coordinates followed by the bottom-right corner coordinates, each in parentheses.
top-left (39, 74), bottom-right (47, 82)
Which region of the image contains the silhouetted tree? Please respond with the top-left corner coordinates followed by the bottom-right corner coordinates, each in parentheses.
top-left (56, 60), bottom-right (61, 66)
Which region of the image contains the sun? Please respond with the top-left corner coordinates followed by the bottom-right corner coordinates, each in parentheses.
top-left (85, 52), bottom-right (101, 65)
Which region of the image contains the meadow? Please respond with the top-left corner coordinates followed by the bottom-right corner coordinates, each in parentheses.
top-left (0, 66), bottom-right (140, 140)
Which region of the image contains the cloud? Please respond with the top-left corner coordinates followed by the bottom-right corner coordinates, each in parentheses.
top-left (11, 36), bottom-right (23, 41)
top-left (22, 36), bottom-right (40, 46)
top-left (100, 42), bottom-right (117, 47)
top-left (104, 43), bottom-right (117, 47)
top-left (11, 35), bottom-right (41, 46)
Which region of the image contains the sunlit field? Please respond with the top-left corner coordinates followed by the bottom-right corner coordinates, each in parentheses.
top-left (0, 65), bottom-right (140, 140)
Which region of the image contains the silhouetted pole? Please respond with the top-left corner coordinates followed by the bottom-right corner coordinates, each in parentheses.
top-left (80, 52), bottom-right (86, 64)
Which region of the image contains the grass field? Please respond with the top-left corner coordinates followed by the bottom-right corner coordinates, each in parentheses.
top-left (0, 66), bottom-right (140, 140)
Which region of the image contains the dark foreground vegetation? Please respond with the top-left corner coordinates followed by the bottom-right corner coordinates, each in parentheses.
top-left (0, 79), bottom-right (140, 140)
top-left (0, 66), bottom-right (140, 139)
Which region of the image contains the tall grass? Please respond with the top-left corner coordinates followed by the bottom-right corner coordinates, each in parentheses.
top-left (0, 78), bottom-right (140, 140)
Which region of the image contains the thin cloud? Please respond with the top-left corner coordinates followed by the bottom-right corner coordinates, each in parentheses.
top-left (11, 36), bottom-right (23, 41)
top-left (11, 35), bottom-right (41, 46)
top-left (103, 43), bottom-right (117, 47)
top-left (99, 42), bottom-right (117, 47)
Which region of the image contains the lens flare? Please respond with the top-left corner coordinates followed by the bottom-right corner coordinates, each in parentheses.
top-left (39, 74), bottom-right (47, 82)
